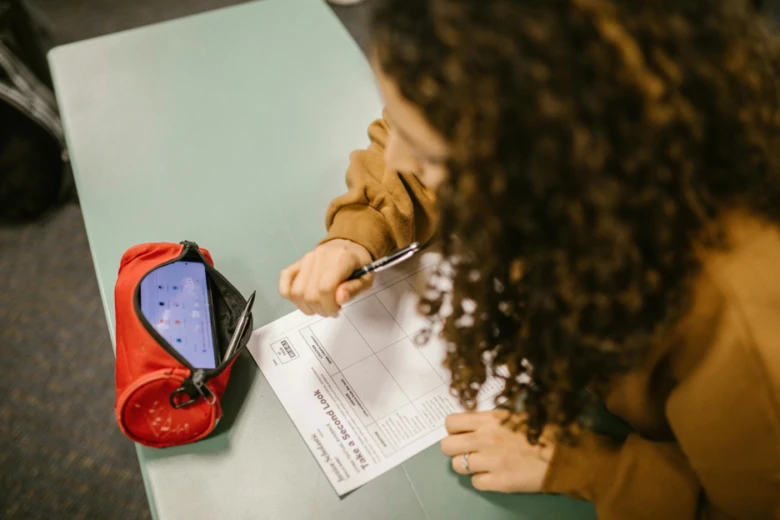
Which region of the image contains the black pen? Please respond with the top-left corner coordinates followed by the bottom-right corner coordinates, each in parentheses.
top-left (222, 291), bottom-right (255, 362)
top-left (347, 242), bottom-right (421, 281)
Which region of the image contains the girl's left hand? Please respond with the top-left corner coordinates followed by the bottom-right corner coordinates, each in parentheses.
top-left (440, 410), bottom-right (555, 493)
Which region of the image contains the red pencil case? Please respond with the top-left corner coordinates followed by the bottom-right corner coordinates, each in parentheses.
top-left (114, 241), bottom-right (253, 448)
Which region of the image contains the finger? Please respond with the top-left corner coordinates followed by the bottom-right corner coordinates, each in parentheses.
top-left (302, 258), bottom-right (329, 317)
top-left (335, 273), bottom-right (376, 306)
top-left (451, 452), bottom-right (491, 476)
top-left (440, 433), bottom-right (480, 456)
top-left (315, 266), bottom-right (344, 317)
top-left (306, 260), bottom-right (342, 318)
top-left (445, 412), bottom-right (498, 434)
top-left (471, 473), bottom-right (501, 492)
top-left (279, 260), bottom-right (302, 300)
top-left (298, 301), bottom-right (315, 316)
top-left (291, 257), bottom-right (318, 317)
top-left (290, 254), bottom-right (314, 303)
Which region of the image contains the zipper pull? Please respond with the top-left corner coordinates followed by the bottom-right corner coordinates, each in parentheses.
top-left (190, 369), bottom-right (217, 406)
top-left (169, 369), bottom-right (216, 409)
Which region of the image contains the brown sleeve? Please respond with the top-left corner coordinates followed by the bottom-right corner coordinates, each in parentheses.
top-left (543, 432), bottom-right (718, 519)
top-left (542, 298), bottom-right (780, 519)
top-left (322, 113), bottom-right (438, 260)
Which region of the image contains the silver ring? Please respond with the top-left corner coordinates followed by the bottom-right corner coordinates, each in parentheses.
top-left (461, 452), bottom-right (471, 474)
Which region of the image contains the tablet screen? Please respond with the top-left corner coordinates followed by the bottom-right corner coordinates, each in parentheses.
top-left (139, 260), bottom-right (218, 369)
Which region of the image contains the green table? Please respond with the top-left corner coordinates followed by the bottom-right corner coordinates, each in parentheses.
top-left (49, 0), bottom-right (596, 518)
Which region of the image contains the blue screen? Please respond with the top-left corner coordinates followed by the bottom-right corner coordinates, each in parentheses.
top-left (139, 260), bottom-right (218, 369)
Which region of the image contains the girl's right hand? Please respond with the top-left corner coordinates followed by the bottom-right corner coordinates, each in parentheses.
top-left (278, 239), bottom-right (375, 317)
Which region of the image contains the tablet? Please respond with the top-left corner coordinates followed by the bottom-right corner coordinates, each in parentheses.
top-left (139, 260), bottom-right (219, 369)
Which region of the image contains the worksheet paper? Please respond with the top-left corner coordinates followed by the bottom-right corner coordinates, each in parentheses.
top-left (247, 251), bottom-right (505, 495)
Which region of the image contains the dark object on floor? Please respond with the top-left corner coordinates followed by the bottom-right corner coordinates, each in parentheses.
top-left (0, 0), bottom-right (72, 223)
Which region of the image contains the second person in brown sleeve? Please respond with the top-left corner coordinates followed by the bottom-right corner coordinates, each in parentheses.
top-left (279, 0), bottom-right (780, 518)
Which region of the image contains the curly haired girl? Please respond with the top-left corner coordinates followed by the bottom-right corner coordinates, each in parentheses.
top-left (280, 1), bottom-right (780, 517)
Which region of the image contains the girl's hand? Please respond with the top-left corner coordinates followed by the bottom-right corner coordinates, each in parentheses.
top-left (441, 410), bottom-right (555, 493)
top-left (279, 239), bottom-right (374, 317)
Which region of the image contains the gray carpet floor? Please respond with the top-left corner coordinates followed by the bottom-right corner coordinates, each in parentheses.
top-left (0, 1), bottom-right (372, 518)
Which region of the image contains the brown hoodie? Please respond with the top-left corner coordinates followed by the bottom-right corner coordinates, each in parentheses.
top-left (323, 116), bottom-right (780, 520)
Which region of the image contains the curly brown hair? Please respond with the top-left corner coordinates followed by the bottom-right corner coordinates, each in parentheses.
top-left (372, 0), bottom-right (780, 442)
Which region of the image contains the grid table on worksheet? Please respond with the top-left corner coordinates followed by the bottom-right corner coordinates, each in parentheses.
top-left (285, 262), bottom-right (503, 456)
